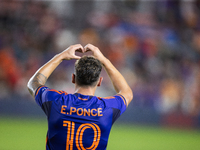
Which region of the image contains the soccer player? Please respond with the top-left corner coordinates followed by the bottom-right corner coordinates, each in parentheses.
top-left (27, 44), bottom-right (133, 150)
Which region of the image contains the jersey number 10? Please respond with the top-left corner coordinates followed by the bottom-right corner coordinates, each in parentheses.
top-left (63, 121), bottom-right (101, 150)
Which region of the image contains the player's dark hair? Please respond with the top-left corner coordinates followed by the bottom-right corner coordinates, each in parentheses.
top-left (75, 55), bottom-right (102, 87)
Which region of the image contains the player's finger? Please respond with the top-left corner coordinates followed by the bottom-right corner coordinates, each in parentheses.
top-left (74, 44), bottom-right (84, 53)
top-left (84, 44), bottom-right (89, 51)
top-left (73, 55), bottom-right (81, 59)
top-left (76, 48), bottom-right (84, 53)
top-left (84, 44), bottom-right (94, 52)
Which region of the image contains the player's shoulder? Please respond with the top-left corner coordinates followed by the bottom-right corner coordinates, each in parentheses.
top-left (98, 96), bottom-right (115, 100)
top-left (46, 88), bottom-right (68, 95)
top-left (35, 86), bottom-right (69, 99)
top-left (98, 94), bottom-right (127, 107)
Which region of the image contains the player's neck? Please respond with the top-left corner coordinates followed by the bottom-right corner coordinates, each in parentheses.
top-left (74, 85), bottom-right (97, 96)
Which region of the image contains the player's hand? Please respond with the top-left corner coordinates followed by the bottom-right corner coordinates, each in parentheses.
top-left (59, 44), bottom-right (84, 60)
top-left (84, 44), bottom-right (106, 63)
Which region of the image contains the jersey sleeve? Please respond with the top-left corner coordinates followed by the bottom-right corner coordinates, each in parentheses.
top-left (113, 94), bottom-right (127, 114)
top-left (35, 86), bottom-right (49, 107)
top-left (103, 94), bottom-right (127, 115)
top-left (35, 86), bottom-right (66, 116)
top-left (102, 94), bottom-right (127, 124)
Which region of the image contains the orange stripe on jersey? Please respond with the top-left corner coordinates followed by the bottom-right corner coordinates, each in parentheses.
top-left (60, 91), bottom-right (68, 95)
top-left (48, 89), bottom-right (68, 95)
top-left (103, 96), bottom-right (115, 99)
top-left (117, 94), bottom-right (127, 106)
top-left (78, 97), bottom-right (88, 100)
top-left (46, 136), bottom-right (48, 143)
top-left (35, 86), bottom-right (45, 96)
top-left (48, 89), bottom-right (62, 94)
top-left (46, 136), bottom-right (48, 150)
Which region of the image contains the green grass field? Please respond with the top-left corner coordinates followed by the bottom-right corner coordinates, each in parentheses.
top-left (0, 117), bottom-right (200, 150)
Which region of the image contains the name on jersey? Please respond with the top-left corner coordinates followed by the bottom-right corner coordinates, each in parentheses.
top-left (60, 105), bottom-right (103, 117)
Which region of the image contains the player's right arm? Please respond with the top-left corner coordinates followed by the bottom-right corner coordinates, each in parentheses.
top-left (27, 44), bottom-right (84, 98)
top-left (84, 44), bottom-right (133, 106)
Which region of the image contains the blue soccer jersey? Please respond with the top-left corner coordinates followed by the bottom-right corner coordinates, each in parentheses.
top-left (35, 86), bottom-right (127, 150)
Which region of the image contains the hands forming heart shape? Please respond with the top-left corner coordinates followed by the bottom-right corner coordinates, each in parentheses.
top-left (60, 43), bottom-right (105, 62)
top-left (70, 44), bottom-right (96, 53)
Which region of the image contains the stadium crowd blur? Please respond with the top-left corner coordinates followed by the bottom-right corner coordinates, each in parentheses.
top-left (0, 0), bottom-right (200, 118)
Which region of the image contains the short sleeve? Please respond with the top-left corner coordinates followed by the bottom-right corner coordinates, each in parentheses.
top-left (35, 86), bottom-right (49, 107)
top-left (113, 94), bottom-right (127, 114)
top-left (103, 94), bottom-right (127, 115)
top-left (35, 86), bottom-right (67, 116)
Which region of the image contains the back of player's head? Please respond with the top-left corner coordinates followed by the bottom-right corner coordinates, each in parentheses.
top-left (75, 55), bottom-right (102, 87)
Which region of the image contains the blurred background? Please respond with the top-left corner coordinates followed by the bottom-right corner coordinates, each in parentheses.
top-left (1, 0), bottom-right (200, 149)
top-left (0, 0), bottom-right (200, 134)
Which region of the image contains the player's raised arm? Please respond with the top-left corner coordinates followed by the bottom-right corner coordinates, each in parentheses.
top-left (27, 44), bottom-right (84, 97)
top-left (84, 44), bottom-right (133, 106)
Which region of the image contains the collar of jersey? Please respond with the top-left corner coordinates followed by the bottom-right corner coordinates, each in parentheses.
top-left (74, 93), bottom-right (94, 101)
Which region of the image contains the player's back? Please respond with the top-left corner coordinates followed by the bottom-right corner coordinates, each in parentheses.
top-left (35, 86), bottom-right (126, 150)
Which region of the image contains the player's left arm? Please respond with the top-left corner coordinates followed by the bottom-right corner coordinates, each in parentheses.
top-left (27, 44), bottom-right (84, 97)
top-left (84, 44), bottom-right (133, 106)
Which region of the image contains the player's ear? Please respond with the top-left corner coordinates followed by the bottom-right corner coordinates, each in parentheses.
top-left (72, 74), bottom-right (75, 84)
top-left (97, 77), bottom-right (103, 87)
